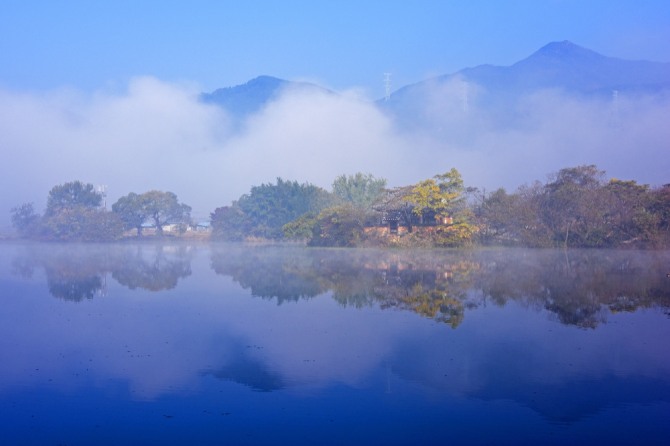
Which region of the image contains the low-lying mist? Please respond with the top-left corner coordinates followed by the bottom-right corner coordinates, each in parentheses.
top-left (1, 76), bottom-right (668, 227)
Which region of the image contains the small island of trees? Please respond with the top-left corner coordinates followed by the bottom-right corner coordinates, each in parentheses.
top-left (9, 165), bottom-right (670, 248)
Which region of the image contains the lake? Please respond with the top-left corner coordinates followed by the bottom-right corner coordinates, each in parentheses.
top-left (1, 243), bottom-right (669, 445)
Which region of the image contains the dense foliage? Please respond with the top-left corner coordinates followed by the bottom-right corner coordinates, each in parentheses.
top-left (210, 178), bottom-right (332, 240)
top-left (474, 165), bottom-right (670, 248)
top-left (113, 190), bottom-right (192, 236)
top-left (11, 181), bottom-right (123, 241)
top-left (9, 165), bottom-right (669, 248)
top-left (11, 181), bottom-right (191, 241)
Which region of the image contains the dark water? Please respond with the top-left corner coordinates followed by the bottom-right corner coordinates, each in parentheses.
top-left (1, 243), bottom-right (669, 445)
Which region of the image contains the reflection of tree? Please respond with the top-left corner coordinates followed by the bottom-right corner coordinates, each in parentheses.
top-left (12, 245), bottom-right (112, 302)
top-left (474, 249), bottom-right (670, 328)
top-left (211, 247), bottom-right (670, 329)
top-left (210, 246), bottom-right (326, 303)
top-left (11, 244), bottom-right (194, 300)
top-left (210, 247), bottom-right (479, 326)
top-left (48, 275), bottom-right (102, 301)
top-left (111, 245), bottom-right (192, 291)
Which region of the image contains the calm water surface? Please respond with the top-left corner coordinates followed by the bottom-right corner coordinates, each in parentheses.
top-left (1, 243), bottom-right (669, 445)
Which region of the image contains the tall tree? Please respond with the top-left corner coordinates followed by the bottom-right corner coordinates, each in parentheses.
top-left (332, 173), bottom-right (387, 209)
top-left (603, 179), bottom-right (656, 246)
top-left (112, 192), bottom-right (150, 236)
top-left (46, 181), bottom-right (102, 215)
top-left (112, 191), bottom-right (191, 236)
top-left (231, 178), bottom-right (332, 239)
top-left (405, 168), bottom-right (466, 224)
top-left (141, 191), bottom-right (192, 235)
top-left (541, 165), bottom-right (607, 247)
top-left (10, 202), bottom-right (41, 237)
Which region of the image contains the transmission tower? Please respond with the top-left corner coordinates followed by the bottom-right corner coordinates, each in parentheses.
top-left (383, 72), bottom-right (392, 101)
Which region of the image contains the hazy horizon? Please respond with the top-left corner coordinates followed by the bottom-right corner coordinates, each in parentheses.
top-left (1, 1), bottom-right (669, 228)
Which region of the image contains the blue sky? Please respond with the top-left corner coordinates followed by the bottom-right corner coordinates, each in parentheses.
top-left (1, 0), bottom-right (669, 96)
top-left (0, 1), bottom-right (669, 225)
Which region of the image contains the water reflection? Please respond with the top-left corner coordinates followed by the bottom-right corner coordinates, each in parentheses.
top-left (111, 245), bottom-right (192, 291)
top-left (11, 243), bottom-right (194, 299)
top-left (473, 249), bottom-right (670, 327)
top-left (210, 246), bottom-right (670, 328)
top-left (13, 245), bottom-right (669, 327)
top-left (2, 244), bottom-right (670, 443)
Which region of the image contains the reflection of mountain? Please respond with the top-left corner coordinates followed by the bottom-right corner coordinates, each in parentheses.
top-left (390, 335), bottom-right (670, 425)
top-left (111, 245), bottom-right (192, 291)
top-left (475, 373), bottom-right (670, 424)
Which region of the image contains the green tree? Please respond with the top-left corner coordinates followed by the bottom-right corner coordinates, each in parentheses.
top-left (308, 205), bottom-right (367, 247)
top-left (603, 179), bottom-right (657, 246)
top-left (210, 205), bottom-right (253, 241)
top-left (26, 181), bottom-right (124, 241)
top-left (212, 178), bottom-right (332, 240)
top-left (402, 168), bottom-right (476, 246)
top-left (141, 190), bottom-right (192, 236)
top-left (10, 202), bottom-right (41, 237)
top-left (650, 184), bottom-right (670, 245)
top-left (46, 181), bottom-right (102, 216)
top-left (282, 212), bottom-right (319, 241)
top-left (41, 207), bottom-right (124, 241)
top-left (541, 165), bottom-right (608, 247)
top-left (112, 192), bottom-right (149, 236)
top-left (112, 191), bottom-right (191, 236)
top-left (332, 173), bottom-right (387, 209)
top-left (405, 168), bottom-right (466, 224)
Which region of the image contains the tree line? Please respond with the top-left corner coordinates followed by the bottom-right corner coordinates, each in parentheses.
top-left (11, 181), bottom-right (191, 241)
top-left (210, 165), bottom-right (669, 248)
top-left (10, 165), bottom-right (670, 248)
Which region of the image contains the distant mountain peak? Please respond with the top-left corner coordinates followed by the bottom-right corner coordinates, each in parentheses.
top-left (523, 40), bottom-right (604, 63)
top-left (201, 75), bottom-right (330, 122)
top-left (243, 75), bottom-right (287, 87)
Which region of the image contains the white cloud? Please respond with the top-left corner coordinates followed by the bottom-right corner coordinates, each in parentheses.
top-left (1, 76), bottom-right (668, 229)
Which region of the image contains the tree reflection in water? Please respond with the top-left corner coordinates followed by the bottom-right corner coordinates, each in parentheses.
top-left (111, 245), bottom-right (192, 291)
top-left (210, 246), bottom-right (670, 328)
top-left (11, 244), bottom-right (194, 300)
top-left (212, 247), bottom-right (481, 328)
top-left (11, 244), bottom-right (670, 326)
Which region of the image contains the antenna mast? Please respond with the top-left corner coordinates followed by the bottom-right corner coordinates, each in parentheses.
top-left (383, 72), bottom-right (392, 101)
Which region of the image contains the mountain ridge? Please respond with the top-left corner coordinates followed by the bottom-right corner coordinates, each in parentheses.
top-left (201, 41), bottom-right (670, 123)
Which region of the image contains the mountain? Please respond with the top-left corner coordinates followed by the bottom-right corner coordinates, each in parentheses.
top-left (380, 41), bottom-right (670, 136)
top-left (201, 42), bottom-right (670, 137)
top-left (388, 41), bottom-right (670, 102)
top-left (201, 75), bottom-right (330, 122)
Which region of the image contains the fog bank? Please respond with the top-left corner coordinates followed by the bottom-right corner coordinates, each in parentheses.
top-left (1, 76), bottom-right (668, 228)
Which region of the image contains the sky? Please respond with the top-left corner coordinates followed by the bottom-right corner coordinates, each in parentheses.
top-left (1, 0), bottom-right (669, 226)
top-left (2, 1), bottom-right (669, 96)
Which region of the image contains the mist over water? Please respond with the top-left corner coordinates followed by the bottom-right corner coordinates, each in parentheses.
top-left (1, 76), bottom-right (669, 227)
